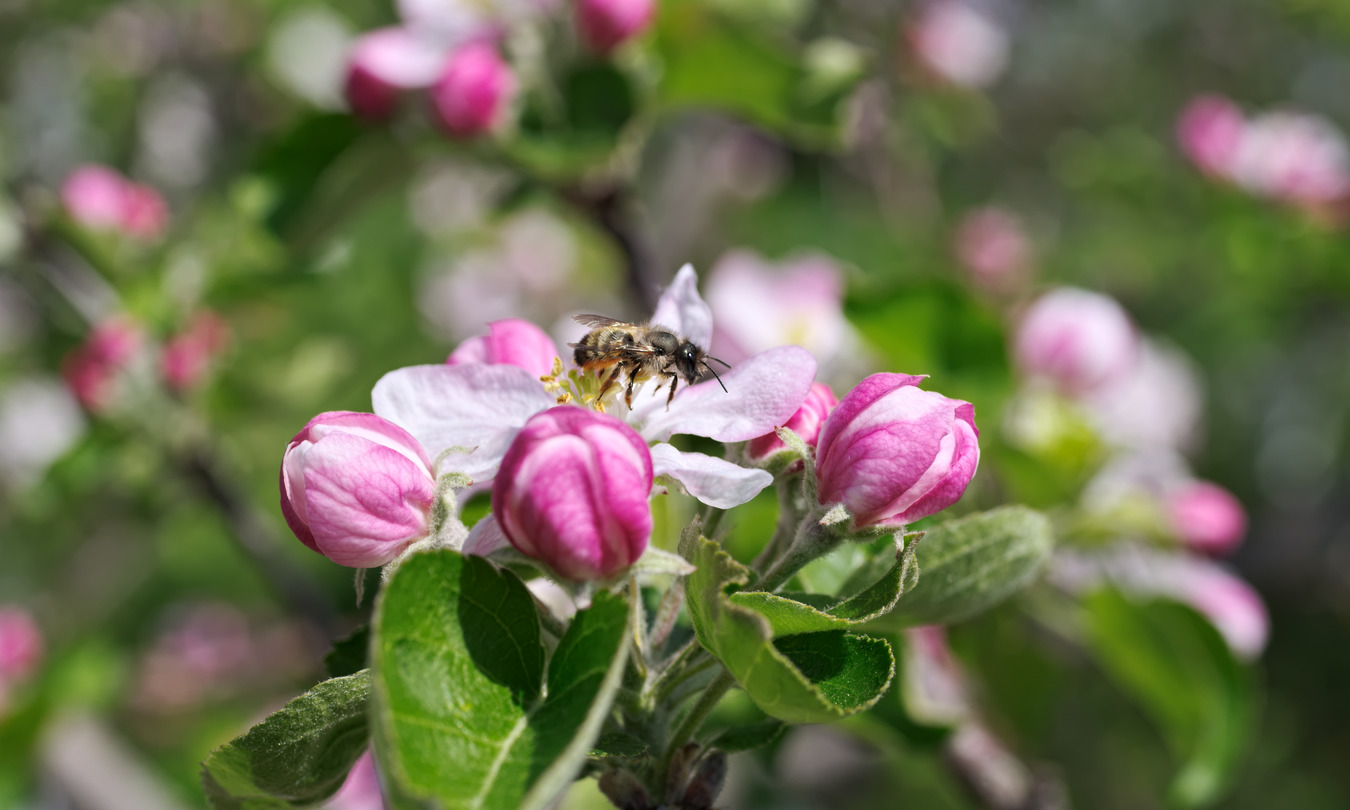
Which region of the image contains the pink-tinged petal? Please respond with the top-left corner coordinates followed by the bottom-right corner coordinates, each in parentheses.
top-left (301, 433), bottom-right (437, 568)
top-left (447, 318), bottom-right (560, 377)
top-left (1167, 481), bottom-right (1247, 556)
top-left (462, 513), bottom-right (512, 557)
top-left (650, 264), bottom-right (714, 348)
top-left (371, 363), bottom-right (555, 480)
top-left (60, 165), bottom-right (129, 230)
top-left (0, 607), bottom-right (44, 682)
top-left (633, 345), bottom-right (817, 443)
top-left (814, 373), bottom-right (927, 472)
top-left (1176, 95), bottom-right (1245, 179)
top-left (576, 0), bottom-right (655, 55)
top-left (327, 751), bottom-right (386, 810)
top-left (649, 443), bottom-right (773, 509)
top-left (348, 26), bottom-right (448, 91)
top-left (1013, 288), bottom-right (1138, 397)
top-left (1187, 566), bottom-right (1268, 661)
top-left (745, 381), bottom-right (837, 461)
top-left (902, 625), bottom-right (970, 725)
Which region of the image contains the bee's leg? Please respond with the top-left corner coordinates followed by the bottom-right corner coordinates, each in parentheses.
top-left (664, 374), bottom-right (679, 409)
top-left (596, 365), bottom-right (622, 401)
top-left (624, 364), bottom-right (642, 409)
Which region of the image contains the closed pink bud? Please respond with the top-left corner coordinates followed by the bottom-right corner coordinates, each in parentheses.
top-left (343, 27), bottom-right (448, 121)
top-left (280, 411), bottom-right (437, 568)
top-left (61, 318), bottom-right (146, 412)
top-left (447, 318), bottom-right (559, 377)
top-left (745, 381), bottom-right (838, 463)
top-left (575, 0), bottom-right (655, 55)
top-left (0, 607), bottom-right (43, 683)
top-left (430, 42), bottom-right (515, 138)
top-left (1167, 481), bottom-right (1246, 556)
top-left (1177, 95), bottom-right (1244, 179)
top-left (120, 182), bottom-right (169, 240)
top-left (492, 406), bottom-right (653, 580)
top-left (815, 373), bottom-right (979, 530)
top-left (1014, 288), bottom-right (1138, 397)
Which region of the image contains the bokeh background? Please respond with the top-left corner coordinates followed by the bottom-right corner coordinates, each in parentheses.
top-left (2, 0), bottom-right (1349, 808)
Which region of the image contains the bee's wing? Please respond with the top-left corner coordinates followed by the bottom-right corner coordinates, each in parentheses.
top-left (572, 313), bottom-right (631, 328)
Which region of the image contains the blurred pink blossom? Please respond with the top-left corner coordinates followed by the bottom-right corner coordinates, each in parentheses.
top-left (161, 312), bottom-right (231, 392)
top-left (953, 207), bottom-right (1032, 291)
top-left (327, 752), bottom-right (386, 810)
top-left (1167, 480), bottom-right (1247, 556)
top-left (61, 318), bottom-right (147, 412)
top-left (1082, 339), bottom-right (1202, 452)
top-left (0, 607), bottom-right (43, 683)
top-left (705, 249), bottom-right (861, 375)
top-left (430, 42), bottom-right (515, 138)
top-left (1013, 288), bottom-right (1138, 397)
top-left (575, 0), bottom-right (655, 55)
top-left (343, 27), bottom-right (448, 120)
top-left (1176, 95), bottom-right (1245, 179)
top-left (1233, 111), bottom-right (1350, 206)
top-left (906, 0), bottom-right (1009, 90)
top-left (60, 165), bottom-right (168, 241)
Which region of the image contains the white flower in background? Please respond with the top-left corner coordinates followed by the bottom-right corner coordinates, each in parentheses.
top-left (0, 377), bottom-right (86, 491)
top-left (1083, 339), bottom-right (1203, 453)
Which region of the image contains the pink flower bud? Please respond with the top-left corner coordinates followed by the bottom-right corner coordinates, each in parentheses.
top-left (0, 607), bottom-right (43, 684)
top-left (61, 318), bottom-right (146, 412)
top-left (745, 381), bottom-right (838, 464)
top-left (575, 0), bottom-right (655, 55)
top-left (60, 165), bottom-right (167, 241)
top-left (280, 411), bottom-right (437, 568)
top-left (161, 312), bottom-right (231, 392)
top-left (447, 318), bottom-right (559, 377)
top-left (329, 751), bottom-right (387, 810)
top-left (343, 27), bottom-right (448, 121)
top-left (430, 42), bottom-right (515, 138)
top-left (953, 207), bottom-right (1032, 292)
top-left (815, 373), bottom-right (979, 530)
top-left (1176, 95), bottom-right (1245, 179)
top-left (492, 406), bottom-right (653, 580)
top-left (1013, 288), bottom-right (1138, 397)
top-left (1167, 481), bottom-right (1246, 556)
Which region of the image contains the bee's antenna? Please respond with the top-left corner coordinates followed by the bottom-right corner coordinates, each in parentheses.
top-left (707, 356), bottom-right (731, 368)
top-left (703, 362), bottom-right (729, 393)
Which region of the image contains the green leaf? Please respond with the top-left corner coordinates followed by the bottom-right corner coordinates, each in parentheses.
top-left (371, 550), bottom-right (631, 810)
top-left (324, 626), bottom-right (369, 679)
top-left (655, 3), bottom-right (861, 147)
top-left (679, 533), bottom-right (895, 724)
top-left (709, 719), bottom-right (786, 753)
top-left (886, 506), bottom-right (1053, 627)
top-left (727, 543), bottom-right (918, 636)
top-left (252, 113), bottom-right (363, 238)
top-left (1084, 591), bottom-right (1254, 808)
top-left (201, 672), bottom-right (371, 810)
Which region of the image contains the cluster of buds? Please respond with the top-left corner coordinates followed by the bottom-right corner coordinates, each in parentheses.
top-left (60, 164), bottom-right (168, 242)
top-left (342, 0), bottom-right (655, 136)
top-left (62, 312), bottom-right (231, 415)
top-left (1177, 95), bottom-right (1350, 220)
top-left (279, 266), bottom-right (980, 585)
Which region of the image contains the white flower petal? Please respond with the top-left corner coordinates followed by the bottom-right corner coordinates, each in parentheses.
top-left (633, 345), bottom-right (817, 442)
top-left (651, 264), bottom-right (713, 346)
top-left (650, 443), bottom-right (773, 509)
top-left (370, 363), bottom-right (555, 480)
top-left (463, 513), bottom-right (512, 556)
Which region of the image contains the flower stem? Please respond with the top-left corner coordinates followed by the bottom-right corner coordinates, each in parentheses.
top-left (756, 515), bottom-right (843, 593)
top-left (662, 668), bottom-right (735, 770)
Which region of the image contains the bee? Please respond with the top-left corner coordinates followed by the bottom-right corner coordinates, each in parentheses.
top-left (569, 315), bottom-right (729, 409)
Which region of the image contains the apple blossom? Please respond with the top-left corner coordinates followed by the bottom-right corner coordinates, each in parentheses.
top-left (1081, 339), bottom-right (1202, 452)
top-left (62, 318), bottom-right (146, 412)
top-left (447, 318), bottom-right (559, 377)
top-left (575, 0), bottom-right (655, 55)
top-left (745, 381), bottom-right (837, 464)
top-left (60, 165), bottom-right (167, 241)
top-left (1232, 110), bottom-right (1350, 206)
top-left (430, 42), bottom-right (515, 138)
top-left (1177, 95), bottom-right (1245, 179)
top-left (0, 607), bottom-right (42, 684)
top-left (1167, 480), bottom-right (1246, 556)
top-left (280, 411), bottom-right (437, 568)
top-left (906, 0), bottom-right (1009, 90)
top-left (161, 312), bottom-right (231, 392)
top-left (815, 373), bottom-right (979, 530)
top-left (373, 265), bottom-right (807, 506)
top-left (1014, 287), bottom-right (1138, 397)
top-left (342, 27), bottom-right (448, 120)
top-left (492, 406), bottom-right (653, 580)
top-left (953, 207), bottom-right (1032, 292)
